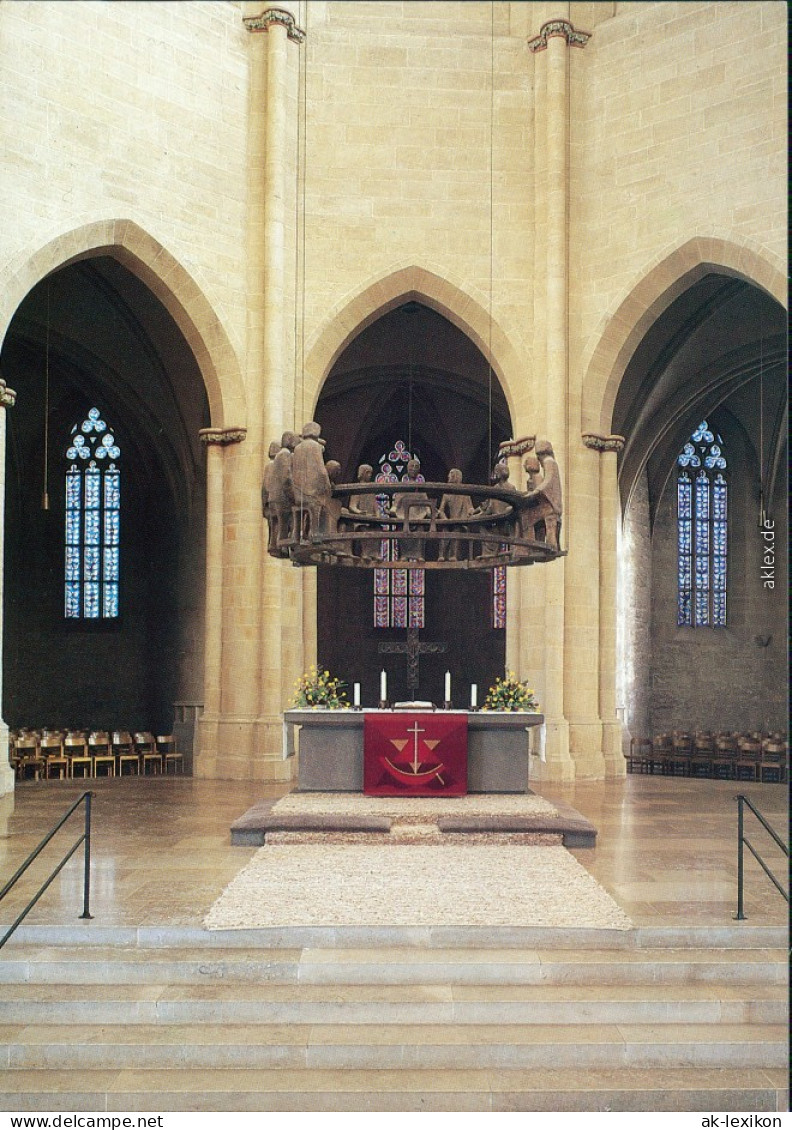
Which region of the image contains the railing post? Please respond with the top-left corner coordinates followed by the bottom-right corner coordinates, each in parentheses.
top-left (734, 794), bottom-right (746, 921)
top-left (80, 791), bottom-right (93, 920)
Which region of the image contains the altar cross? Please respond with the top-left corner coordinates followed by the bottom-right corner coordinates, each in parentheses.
top-left (378, 627), bottom-right (448, 696)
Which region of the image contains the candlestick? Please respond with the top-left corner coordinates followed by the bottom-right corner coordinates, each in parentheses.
top-left (470, 683), bottom-right (477, 709)
top-left (353, 682), bottom-right (360, 708)
top-left (380, 670), bottom-right (387, 707)
top-left (444, 671), bottom-right (451, 702)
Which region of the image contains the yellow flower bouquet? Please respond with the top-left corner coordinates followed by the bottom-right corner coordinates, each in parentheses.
top-left (292, 664), bottom-right (349, 709)
top-left (481, 671), bottom-right (539, 712)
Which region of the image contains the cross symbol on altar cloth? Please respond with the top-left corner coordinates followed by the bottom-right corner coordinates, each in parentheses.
top-left (378, 627), bottom-right (448, 696)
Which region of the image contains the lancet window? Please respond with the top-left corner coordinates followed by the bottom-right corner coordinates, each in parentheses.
top-left (374, 440), bottom-right (425, 629)
top-left (677, 420), bottom-right (727, 627)
top-left (64, 407), bottom-right (121, 620)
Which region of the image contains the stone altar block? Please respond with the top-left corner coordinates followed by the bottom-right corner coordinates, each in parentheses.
top-left (283, 709), bottom-right (544, 793)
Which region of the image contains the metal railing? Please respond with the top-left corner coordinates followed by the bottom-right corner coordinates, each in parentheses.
top-left (0, 791), bottom-right (94, 949)
top-left (734, 794), bottom-right (789, 920)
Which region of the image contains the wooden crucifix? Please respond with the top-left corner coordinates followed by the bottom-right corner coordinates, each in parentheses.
top-left (378, 627), bottom-right (448, 698)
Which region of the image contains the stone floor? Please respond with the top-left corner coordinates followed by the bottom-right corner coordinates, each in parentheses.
top-left (0, 774), bottom-right (787, 930)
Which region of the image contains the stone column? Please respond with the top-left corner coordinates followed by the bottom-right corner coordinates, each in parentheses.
top-left (583, 433), bottom-right (626, 777)
top-left (0, 377), bottom-right (17, 797)
top-left (527, 14), bottom-right (589, 781)
top-left (243, 4), bottom-right (305, 778)
top-left (195, 426), bottom-right (246, 778)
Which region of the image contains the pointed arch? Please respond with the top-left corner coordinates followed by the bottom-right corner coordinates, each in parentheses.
top-left (0, 219), bottom-right (246, 429)
top-left (580, 237), bottom-right (786, 437)
top-left (303, 263), bottom-right (530, 426)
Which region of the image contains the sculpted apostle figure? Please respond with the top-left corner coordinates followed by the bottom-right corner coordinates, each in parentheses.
top-left (348, 463), bottom-right (380, 560)
top-left (261, 440), bottom-right (282, 554)
top-left (437, 468), bottom-right (474, 561)
top-left (291, 421), bottom-right (332, 540)
top-left (524, 440), bottom-right (563, 551)
top-left (269, 431), bottom-right (299, 555)
top-left (477, 460), bottom-right (518, 558)
top-left (390, 457), bottom-right (430, 560)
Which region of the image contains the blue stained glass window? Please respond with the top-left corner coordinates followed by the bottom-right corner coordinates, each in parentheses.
top-left (373, 440), bottom-right (425, 629)
top-left (676, 421), bottom-right (727, 628)
top-left (64, 409), bottom-right (121, 619)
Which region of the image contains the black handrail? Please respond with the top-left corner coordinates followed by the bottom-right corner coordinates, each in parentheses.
top-left (0, 790), bottom-right (93, 949)
top-left (734, 794), bottom-right (789, 920)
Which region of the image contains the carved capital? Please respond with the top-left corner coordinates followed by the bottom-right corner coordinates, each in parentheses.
top-left (497, 435), bottom-right (536, 459)
top-left (0, 378), bottom-right (17, 409)
top-left (243, 7), bottom-right (306, 43)
top-left (199, 426), bottom-right (248, 447)
top-left (582, 433), bottom-right (625, 454)
top-left (528, 19), bottom-right (591, 53)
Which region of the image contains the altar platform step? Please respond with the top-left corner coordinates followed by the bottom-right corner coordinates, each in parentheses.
top-left (0, 934), bottom-right (787, 1111)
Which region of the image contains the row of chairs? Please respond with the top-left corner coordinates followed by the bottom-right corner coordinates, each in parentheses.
top-left (10, 729), bottom-right (182, 781)
top-left (627, 730), bottom-right (788, 782)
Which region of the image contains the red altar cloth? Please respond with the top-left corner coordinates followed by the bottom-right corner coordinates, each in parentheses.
top-left (363, 712), bottom-right (468, 796)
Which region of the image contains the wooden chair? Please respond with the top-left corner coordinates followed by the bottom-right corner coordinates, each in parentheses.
top-left (667, 732), bottom-right (692, 776)
top-left (734, 739), bottom-right (761, 782)
top-left (627, 736), bottom-right (652, 773)
top-left (157, 735), bottom-right (183, 775)
top-left (113, 730), bottom-right (139, 776)
top-left (134, 731), bottom-right (162, 775)
top-left (89, 730), bottom-right (115, 777)
top-left (40, 729), bottom-right (69, 780)
top-left (759, 740), bottom-right (787, 784)
top-left (14, 730), bottom-right (44, 781)
top-left (65, 731), bottom-right (91, 779)
top-left (711, 735), bottom-right (737, 780)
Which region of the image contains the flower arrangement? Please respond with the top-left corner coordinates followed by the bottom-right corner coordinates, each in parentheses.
top-left (481, 671), bottom-right (540, 712)
top-left (291, 665), bottom-right (349, 709)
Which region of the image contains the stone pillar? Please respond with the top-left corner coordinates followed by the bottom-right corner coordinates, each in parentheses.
top-left (0, 377), bottom-right (17, 797)
top-left (527, 13), bottom-right (589, 781)
top-left (583, 433), bottom-right (627, 777)
top-left (195, 426), bottom-right (246, 778)
top-left (243, 4), bottom-right (305, 778)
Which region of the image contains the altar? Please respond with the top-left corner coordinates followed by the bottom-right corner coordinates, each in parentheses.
top-left (283, 709), bottom-right (545, 794)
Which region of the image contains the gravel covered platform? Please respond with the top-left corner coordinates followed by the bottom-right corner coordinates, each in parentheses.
top-left (206, 843), bottom-right (630, 930)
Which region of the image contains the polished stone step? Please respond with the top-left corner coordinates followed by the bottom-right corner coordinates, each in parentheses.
top-left (1, 1021), bottom-right (787, 1071)
top-left (0, 1066), bottom-right (787, 1112)
top-left (0, 979), bottom-right (786, 1027)
top-left (0, 944), bottom-right (785, 986)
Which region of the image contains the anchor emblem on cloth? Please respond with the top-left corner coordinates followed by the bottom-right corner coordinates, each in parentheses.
top-left (382, 721), bottom-right (445, 786)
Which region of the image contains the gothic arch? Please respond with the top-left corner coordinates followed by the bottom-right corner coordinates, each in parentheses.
top-left (303, 263), bottom-right (530, 426)
top-left (0, 219), bottom-right (246, 429)
top-left (580, 237), bottom-right (787, 438)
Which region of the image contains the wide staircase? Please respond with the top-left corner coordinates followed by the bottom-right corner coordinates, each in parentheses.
top-left (0, 926), bottom-right (787, 1112)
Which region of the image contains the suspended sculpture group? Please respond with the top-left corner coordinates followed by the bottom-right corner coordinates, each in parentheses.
top-left (262, 422), bottom-right (564, 570)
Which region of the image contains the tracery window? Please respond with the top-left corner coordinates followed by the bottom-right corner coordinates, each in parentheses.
top-left (677, 420), bottom-right (727, 627)
top-left (374, 440), bottom-right (425, 629)
top-left (65, 408), bottom-right (121, 620)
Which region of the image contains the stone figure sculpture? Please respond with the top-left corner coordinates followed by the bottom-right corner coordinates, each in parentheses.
top-left (477, 461), bottom-right (519, 557)
top-left (523, 440), bottom-right (563, 550)
top-left (323, 460), bottom-right (344, 538)
top-left (291, 421), bottom-right (332, 540)
top-left (390, 457), bottom-right (431, 560)
top-left (261, 440), bottom-right (282, 554)
top-left (348, 463), bottom-right (380, 560)
top-left (437, 468), bottom-right (474, 561)
top-left (269, 431), bottom-right (299, 554)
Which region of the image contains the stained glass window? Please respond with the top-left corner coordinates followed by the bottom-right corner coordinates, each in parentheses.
top-left (374, 440), bottom-right (425, 629)
top-left (676, 420), bottom-right (727, 627)
top-left (65, 408), bottom-right (121, 619)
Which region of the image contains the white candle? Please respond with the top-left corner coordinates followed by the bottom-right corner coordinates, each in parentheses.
top-left (380, 670), bottom-right (387, 702)
top-left (444, 671), bottom-right (451, 702)
top-left (353, 682), bottom-right (360, 707)
top-left (471, 683), bottom-right (477, 708)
